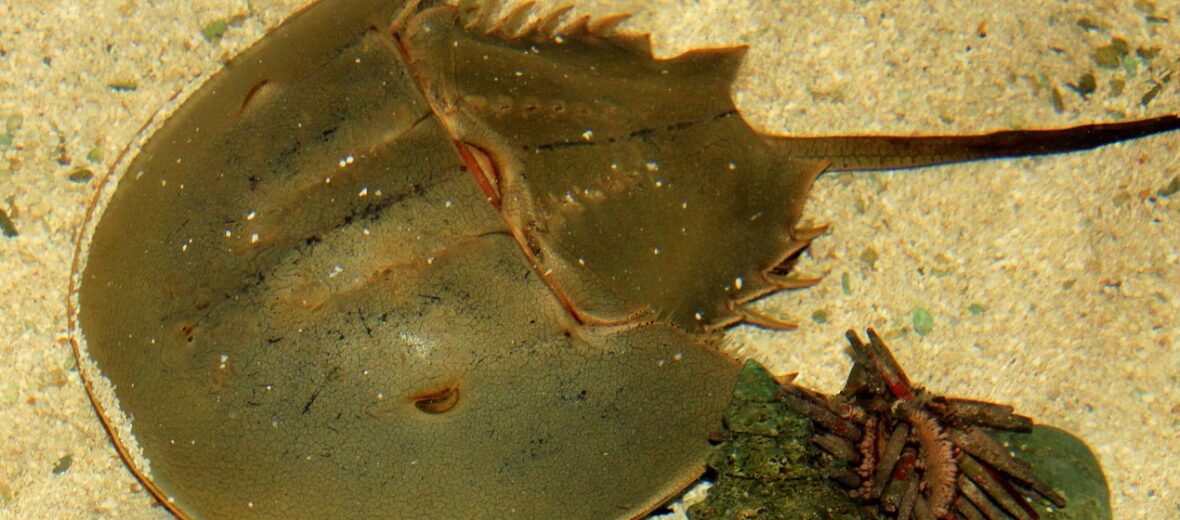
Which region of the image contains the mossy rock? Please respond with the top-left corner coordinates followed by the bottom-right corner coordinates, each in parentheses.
top-left (688, 361), bottom-right (875, 520)
top-left (990, 426), bottom-right (1111, 519)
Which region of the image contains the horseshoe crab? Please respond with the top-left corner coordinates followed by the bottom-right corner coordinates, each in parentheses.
top-left (67, 0), bottom-right (1179, 518)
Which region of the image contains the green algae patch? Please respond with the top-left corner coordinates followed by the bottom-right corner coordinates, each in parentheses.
top-left (911, 307), bottom-right (934, 336)
top-left (201, 19), bottom-right (229, 43)
top-left (689, 361), bottom-right (874, 520)
top-left (810, 309), bottom-right (828, 325)
top-left (85, 147), bottom-right (103, 164)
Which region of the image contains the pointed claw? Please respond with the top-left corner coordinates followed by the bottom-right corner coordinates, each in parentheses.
top-left (772, 238), bottom-right (811, 265)
top-left (699, 313), bottom-right (741, 332)
top-left (731, 282), bottom-right (781, 305)
top-left (790, 223), bottom-right (829, 241)
top-left (730, 301), bottom-right (797, 330)
top-left (764, 272), bottom-right (823, 290)
top-left (772, 372), bottom-right (798, 385)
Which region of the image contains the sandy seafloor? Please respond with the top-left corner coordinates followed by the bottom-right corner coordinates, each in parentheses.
top-left (0, 0), bottom-right (1177, 518)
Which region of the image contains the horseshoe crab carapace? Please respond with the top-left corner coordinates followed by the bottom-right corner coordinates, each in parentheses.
top-left (68, 0), bottom-right (1179, 518)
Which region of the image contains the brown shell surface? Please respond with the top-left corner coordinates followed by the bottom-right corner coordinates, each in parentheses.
top-left (66, 0), bottom-right (836, 517)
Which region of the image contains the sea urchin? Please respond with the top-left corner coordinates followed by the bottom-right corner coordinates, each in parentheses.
top-left (778, 329), bottom-right (1068, 519)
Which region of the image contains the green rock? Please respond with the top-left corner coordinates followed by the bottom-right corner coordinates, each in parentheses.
top-left (107, 80), bottom-right (138, 92)
top-left (689, 361), bottom-right (875, 520)
top-left (990, 426), bottom-right (1111, 519)
top-left (810, 309), bottom-right (828, 325)
top-left (201, 19), bottom-right (229, 43)
top-left (1067, 72), bottom-right (1097, 99)
top-left (911, 307), bottom-right (934, 336)
top-left (67, 167), bottom-right (94, 183)
top-left (729, 360), bottom-right (780, 404)
top-left (51, 454), bottom-right (72, 475)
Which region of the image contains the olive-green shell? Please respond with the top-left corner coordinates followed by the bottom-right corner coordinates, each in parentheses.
top-left (70, 0), bottom-right (833, 517)
top-left (71, 1), bottom-right (1180, 518)
top-left (402, 6), bottom-right (825, 329)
